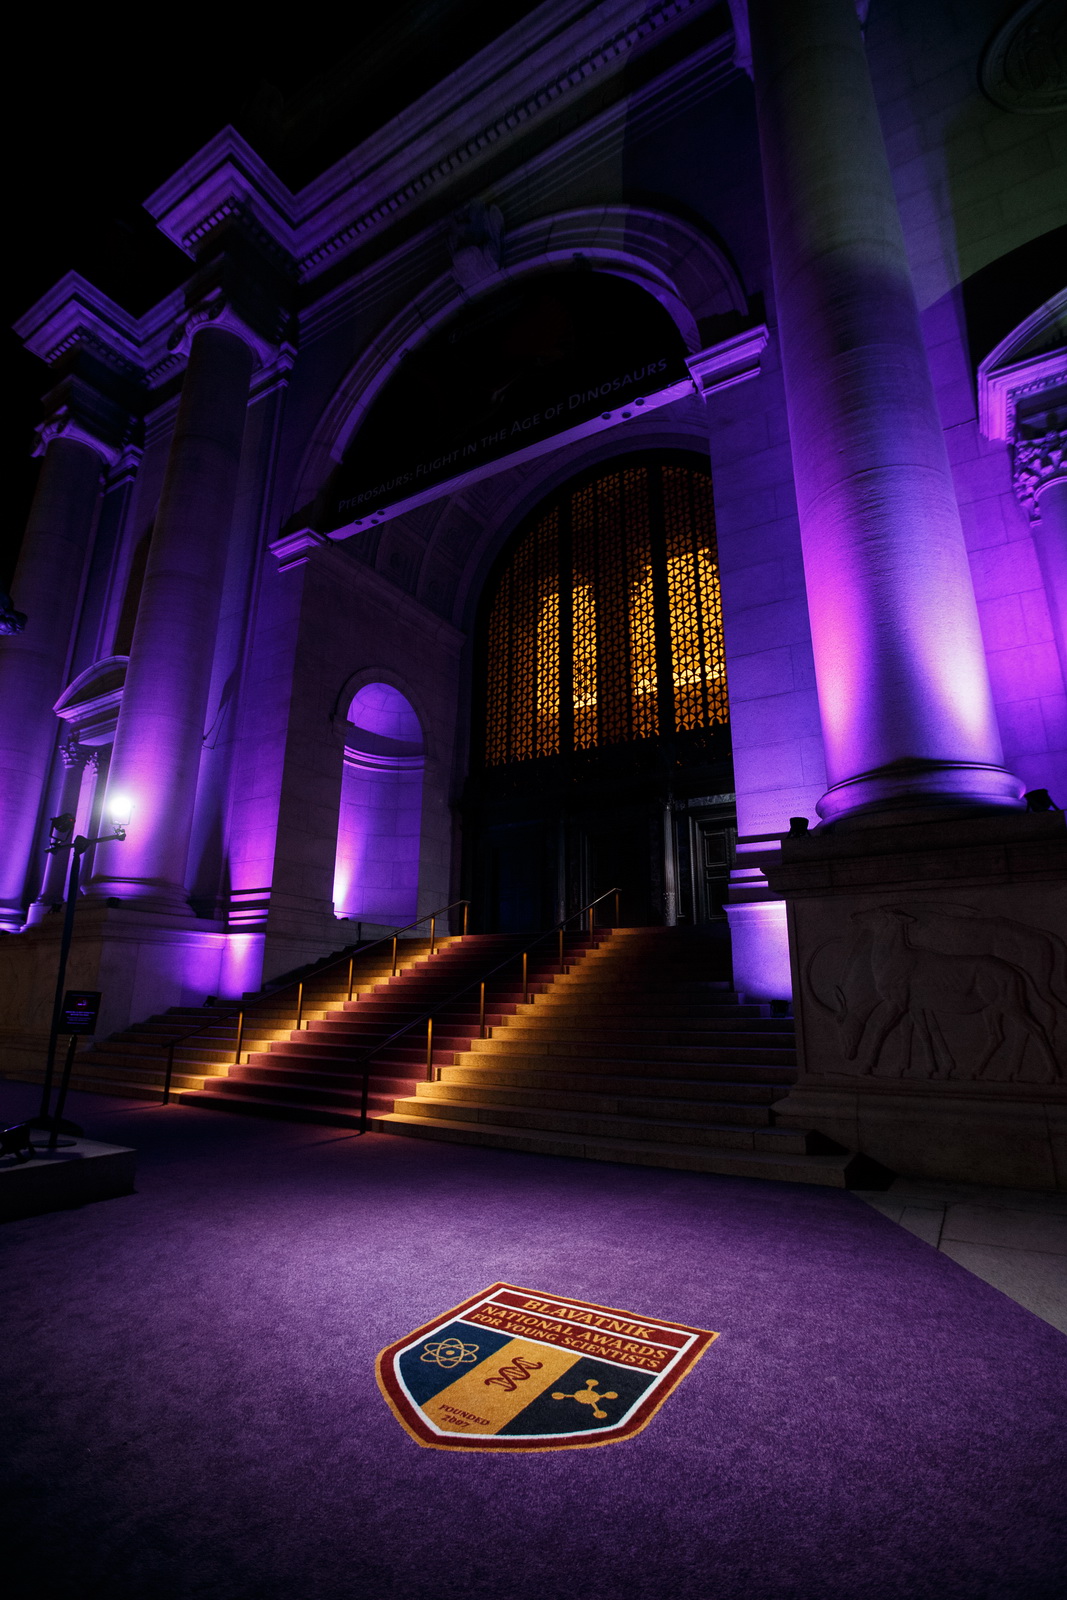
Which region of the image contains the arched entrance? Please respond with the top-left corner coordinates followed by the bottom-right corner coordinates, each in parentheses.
top-left (465, 452), bottom-right (735, 931)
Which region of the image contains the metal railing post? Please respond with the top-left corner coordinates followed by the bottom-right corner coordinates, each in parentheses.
top-left (233, 1008), bottom-right (245, 1065)
top-left (522, 951), bottom-right (529, 1003)
top-left (479, 981), bottom-right (486, 1038)
top-left (392, 935), bottom-right (398, 976)
top-left (162, 1040), bottom-right (176, 1106)
top-left (558, 928), bottom-right (564, 973)
top-left (588, 904), bottom-right (594, 935)
top-left (347, 956), bottom-right (354, 1002)
top-left (426, 1016), bottom-right (434, 1080)
top-left (430, 914), bottom-right (436, 955)
top-left (462, 902), bottom-right (469, 936)
top-left (295, 981), bottom-right (304, 1031)
top-left (359, 1065), bottom-right (370, 1134)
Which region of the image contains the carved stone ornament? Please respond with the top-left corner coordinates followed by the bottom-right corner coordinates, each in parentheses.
top-left (1012, 423), bottom-right (1067, 514)
top-left (804, 901), bottom-right (1067, 1085)
top-left (980, 0), bottom-right (1067, 115)
top-left (32, 406), bottom-right (122, 469)
top-left (166, 288), bottom-right (276, 368)
top-left (0, 591), bottom-right (27, 635)
top-left (448, 202), bottom-right (505, 289)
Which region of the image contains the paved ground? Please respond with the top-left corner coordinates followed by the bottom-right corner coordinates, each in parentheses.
top-left (854, 1178), bottom-right (1067, 1334)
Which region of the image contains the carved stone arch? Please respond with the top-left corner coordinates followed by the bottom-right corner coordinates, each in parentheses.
top-left (291, 205), bottom-right (746, 515)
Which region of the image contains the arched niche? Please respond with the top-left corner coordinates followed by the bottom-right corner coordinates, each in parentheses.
top-left (333, 683), bottom-right (425, 925)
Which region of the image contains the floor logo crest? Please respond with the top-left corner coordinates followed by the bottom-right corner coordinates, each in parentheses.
top-left (376, 1282), bottom-right (718, 1452)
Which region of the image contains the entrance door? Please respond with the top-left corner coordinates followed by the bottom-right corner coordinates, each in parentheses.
top-left (692, 816), bottom-right (736, 922)
top-left (466, 454), bottom-right (734, 933)
top-left (583, 804), bottom-right (658, 927)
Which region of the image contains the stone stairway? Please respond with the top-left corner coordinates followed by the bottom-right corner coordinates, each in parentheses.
top-left (179, 931), bottom-right (604, 1123)
top-left (376, 927), bottom-right (862, 1186)
top-left (16, 936), bottom-right (444, 1102)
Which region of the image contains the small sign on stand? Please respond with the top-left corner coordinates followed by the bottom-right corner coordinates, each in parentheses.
top-left (61, 991), bottom-right (102, 1035)
top-left (43, 990), bottom-right (102, 1149)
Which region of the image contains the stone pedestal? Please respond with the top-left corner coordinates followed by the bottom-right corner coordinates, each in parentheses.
top-left (0, 1139), bottom-right (136, 1222)
top-left (766, 811), bottom-right (1067, 1188)
top-left (0, 899), bottom-right (229, 1079)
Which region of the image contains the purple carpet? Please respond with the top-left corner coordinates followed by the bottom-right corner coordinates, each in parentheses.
top-left (1, 1079), bottom-right (1064, 1600)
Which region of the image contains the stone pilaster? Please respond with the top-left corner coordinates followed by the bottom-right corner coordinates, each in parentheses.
top-left (1013, 421), bottom-right (1067, 693)
top-left (0, 426), bottom-right (108, 930)
top-left (90, 323), bottom-right (256, 910)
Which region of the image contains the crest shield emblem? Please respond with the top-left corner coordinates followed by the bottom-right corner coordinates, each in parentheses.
top-left (376, 1282), bottom-right (718, 1452)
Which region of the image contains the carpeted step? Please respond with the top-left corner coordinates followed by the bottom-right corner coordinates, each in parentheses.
top-left (371, 1112), bottom-right (856, 1186)
top-left (464, 1038), bottom-right (796, 1066)
top-left (189, 1076), bottom-right (413, 1114)
top-left (435, 1063), bottom-right (787, 1102)
top-left (409, 1080), bottom-right (779, 1124)
top-left (179, 1089), bottom-right (367, 1127)
top-left (444, 1052), bottom-right (795, 1084)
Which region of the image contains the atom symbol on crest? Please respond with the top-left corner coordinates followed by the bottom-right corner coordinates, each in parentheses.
top-left (421, 1337), bottom-right (480, 1369)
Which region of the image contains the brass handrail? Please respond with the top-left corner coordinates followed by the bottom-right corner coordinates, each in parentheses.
top-left (346, 887), bottom-right (622, 1131)
top-left (157, 897), bottom-right (470, 1103)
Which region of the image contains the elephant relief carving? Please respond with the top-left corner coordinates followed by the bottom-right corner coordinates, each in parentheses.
top-left (805, 902), bottom-right (1067, 1084)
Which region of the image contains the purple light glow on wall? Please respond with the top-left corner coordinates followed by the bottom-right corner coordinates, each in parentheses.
top-left (220, 933), bottom-right (266, 1000)
top-left (802, 494), bottom-right (1007, 792)
top-left (333, 684), bottom-right (425, 924)
top-left (348, 683), bottom-right (422, 742)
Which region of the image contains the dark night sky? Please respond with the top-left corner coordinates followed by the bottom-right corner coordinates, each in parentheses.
top-left (3, 1), bottom-right (543, 586)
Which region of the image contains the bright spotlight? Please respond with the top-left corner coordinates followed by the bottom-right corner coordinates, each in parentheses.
top-left (108, 794), bottom-right (134, 828)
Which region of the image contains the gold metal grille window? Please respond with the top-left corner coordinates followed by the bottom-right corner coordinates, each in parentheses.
top-left (482, 459), bottom-right (727, 765)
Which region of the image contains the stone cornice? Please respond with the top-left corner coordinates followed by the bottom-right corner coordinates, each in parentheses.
top-left (13, 272), bottom-right (143, 373)
top-left (144, 129), bottom-right (299, 261)
top-left (135, 0), bottom-right (723, 292)
top-left (14, 274), bottom-right (190, 391)
top-left (294, 0), bottom-right (716, 279)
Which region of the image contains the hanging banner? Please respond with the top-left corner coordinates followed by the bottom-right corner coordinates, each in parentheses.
top-left (323, 274), bottom-right (690, 530)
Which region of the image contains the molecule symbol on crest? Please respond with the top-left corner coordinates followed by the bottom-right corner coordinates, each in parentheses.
top-left (551, 1377), bottom-right (619, 1420)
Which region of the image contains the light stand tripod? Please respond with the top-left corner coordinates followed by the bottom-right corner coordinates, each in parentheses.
top-left (28, 804), bottom-right (130, 1148)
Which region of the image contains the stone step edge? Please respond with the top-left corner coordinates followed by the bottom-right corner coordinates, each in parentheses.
top-left (389, 1096), bottom-right (801, 1147)
top-left (373, 1113), bottom-right (854, 1186)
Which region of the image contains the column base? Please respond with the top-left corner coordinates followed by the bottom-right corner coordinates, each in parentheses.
top-left (766, 808), bottom-right (1067, 1188)
top-left (816, 758), bottom-right (1024, 823)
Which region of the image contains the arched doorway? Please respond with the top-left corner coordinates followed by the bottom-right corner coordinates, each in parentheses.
top-left (333, 683), bottom-right (425, 926)
top-left (465, 453), bottom-right (735, 931)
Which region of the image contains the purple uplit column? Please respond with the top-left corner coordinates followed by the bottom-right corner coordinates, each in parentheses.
top-left (748, 0), bottom-right (1021, 821)
top-left (0, 436), bottom-right (104, 930)
top-left (91, 326), bottom-right (254, 909)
